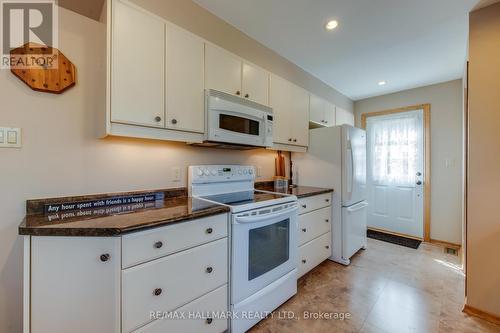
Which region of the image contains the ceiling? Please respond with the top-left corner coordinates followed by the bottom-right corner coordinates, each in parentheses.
top-left (194, 0), bottom-right (479, 100)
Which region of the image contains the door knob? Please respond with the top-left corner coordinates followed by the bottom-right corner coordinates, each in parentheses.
top-left (416, 181), bottom-right (422, 185)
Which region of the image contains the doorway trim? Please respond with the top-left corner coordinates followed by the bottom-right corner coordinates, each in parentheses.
top-left (361, 103), bottom-right (431, 242)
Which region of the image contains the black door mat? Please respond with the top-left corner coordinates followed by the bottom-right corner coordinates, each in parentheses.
top-left (367, 229), bottom-right (422, 249)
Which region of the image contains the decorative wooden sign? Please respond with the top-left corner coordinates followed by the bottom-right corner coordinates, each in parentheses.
top-left (10, 42), bottom-right (76, 94)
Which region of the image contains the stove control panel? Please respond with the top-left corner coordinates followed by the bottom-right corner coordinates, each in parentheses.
top-left (189, 165), bottom-right (255, 183)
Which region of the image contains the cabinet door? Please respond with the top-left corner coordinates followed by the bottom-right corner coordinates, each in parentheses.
top-left (309, 94), bottom-right (324, 125)
top-left (269, 74), bottom-right (293, 145)
top-left (324, 101), bottom-right (336, 126)
top-left (336, 106), bottom-right (355, 126)
top-left (205, 43), bottom-right (242, 96)
top-left (290, 85), bottom-right (310, 147)
top-left (31, 237), bottom-right (120, 333)
top-left (242, 62), bottom-right (269, 105)
top-left (166, 24), bottom-right (204, 133)
top-left (111, 1), bottom-right (165, 127)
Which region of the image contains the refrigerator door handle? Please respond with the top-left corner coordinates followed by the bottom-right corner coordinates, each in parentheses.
top-left (346, 201), bottom-right (368, 213)
top-left (346, 146), bottom-right (353, 195)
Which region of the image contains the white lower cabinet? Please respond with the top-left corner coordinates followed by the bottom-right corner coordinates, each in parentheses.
top-left (136, 285), bottom-right (228, 333)
top-left (296, 193), bottom-right (333, 278)
top-left (122, 238), bottom-right (228, 332)
top-left (26, 213), bottom-right (229, 333)
top-left (298, 232), bottom-right (332, 278)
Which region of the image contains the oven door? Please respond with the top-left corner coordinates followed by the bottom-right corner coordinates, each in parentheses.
top-left (207, 92), bottom-right (268, 147)
top-left (231, 203), bottom-right (298, 304)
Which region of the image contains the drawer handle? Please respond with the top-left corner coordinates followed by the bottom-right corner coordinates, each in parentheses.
top-left (206, 266), bottom-right (213, 274)
top-left (206, 227), bottom-right (213, 234)
top-left (100, 254), bottom-right (110, 262)
top-left (154, 241), bottom-right (163, 249)
top-left (325, 245), bottom-right (330, 249)
top-left (301, 204), bottom-right (307, 209)
top-left (206, 318), bottom-right (213, 325)
top-left (302, 259), bottom-right (307, 264)
top-left (153, 288), bottom-right (162, 296)
top-left (301, 228), bottom-right (307, 232)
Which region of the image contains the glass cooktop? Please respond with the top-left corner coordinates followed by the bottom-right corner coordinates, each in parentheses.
top-left (200, 190), bottom-right (291, 207)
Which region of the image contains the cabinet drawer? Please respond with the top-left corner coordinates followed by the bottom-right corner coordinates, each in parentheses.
top-left (136, 284), bottom-right (228, 333)
top-left (298, 207), bottom-right (331, 246)
top-left (122, 213), bottom-right (228, 268)
top-left (122, 238), bottom-right (228, 332)
top-left (298, 193), bottom-right (332, 215)
top-left (298, 232), bottom-right (331, 278)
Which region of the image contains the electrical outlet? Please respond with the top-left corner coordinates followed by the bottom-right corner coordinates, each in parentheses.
top-left (256, 166), bottom-right (263, 177)
top-left (171, 167), bottom-right (181, 182)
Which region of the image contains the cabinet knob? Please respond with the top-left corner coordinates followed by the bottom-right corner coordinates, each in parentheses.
top-left (154, 116), bottom-right (162, 122)
top-left (153, 288), bottom-right (162, 296)
top-left (206, 227), bottom-right (213, 234)
top-left (301, 228), bottom-right (307, 232)
top-left (293, 139), bottom-right (297, 142)
top-left (171, 119), bottom-right (178, 125)
top-left (100, 254), bottom-right (110, 262)
top-left (236, 91), bottom-right (241, 95)
top-left (301, 204), bottom-right (307, 208)
top-left (325, 198), bottom-right (330, 202)
top-left (206, 266), bottom-right (213, 274)
top-left (302, 259), bottom-right (307, 264)
top-left (325, 219), bottom-right (329, 223)
top-left (244, 93), bottom-right (249, 98)
top-left (154, 241), bottom-right (163, 249)
top-left (325, 245), bottom-right (330, 249)
top-left (206, 318), bottom-right (213, 325)
top-left (288, 138), bottom-right (292, 142)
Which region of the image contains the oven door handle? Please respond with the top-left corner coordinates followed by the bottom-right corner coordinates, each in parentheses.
top-left (234, 205), bottom-right (298, 224)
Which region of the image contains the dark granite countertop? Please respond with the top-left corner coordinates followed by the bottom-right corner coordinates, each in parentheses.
top-left (19, 189), bottom-right (229, 237)
top-left (255, 182), bottom-right (334, 198)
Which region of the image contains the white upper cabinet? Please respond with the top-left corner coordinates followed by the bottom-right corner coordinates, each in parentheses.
top-left (309, 94), bottom-right (336, 127)
top-left (166, 24), bottom-right (205, 133)
top-left (205, 43), bottom-right (270, 105)
top-left (336, 106), bottom-right (355, 126)
top-left (324, 101), bottom-right (336, 126)
top-left (269, 74), bottom-right (309, 147)
top-left (242, 62), bottom-right (269, 105)
top-left (111, 1), bottom-right (165, 127)
top-left (205, 43), bottom-right (242, 97)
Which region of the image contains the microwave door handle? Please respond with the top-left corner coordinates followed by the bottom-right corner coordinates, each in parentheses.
top-left (234, 206), bottom-right (298, 224)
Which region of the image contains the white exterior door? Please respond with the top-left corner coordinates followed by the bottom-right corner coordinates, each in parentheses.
top-left (366, 110), bottom-right (424, 238)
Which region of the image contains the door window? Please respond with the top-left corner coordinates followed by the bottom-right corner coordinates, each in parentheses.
top-left (248, 219), bottom-right (289, 280)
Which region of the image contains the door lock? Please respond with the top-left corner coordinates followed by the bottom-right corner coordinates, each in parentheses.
top-left (416, 181), bottom-right (422, 185)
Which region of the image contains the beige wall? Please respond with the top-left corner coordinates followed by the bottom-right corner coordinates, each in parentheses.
top-left (354, 80), bottom-right (463, 245)
top-left (467, 2), bottom-right (500, 317)
top-left (0, 5), bottom-right (352, 332)
top-left (130, 0), bottom-right (353, 111)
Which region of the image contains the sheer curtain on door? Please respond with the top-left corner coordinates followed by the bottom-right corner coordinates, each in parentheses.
top-left (366, 111), bottom-right (422, 186)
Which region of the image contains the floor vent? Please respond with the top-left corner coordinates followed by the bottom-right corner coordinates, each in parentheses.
top-left (445, 247), bottom-right (459, 256)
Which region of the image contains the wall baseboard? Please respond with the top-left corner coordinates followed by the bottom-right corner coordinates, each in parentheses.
top-left (463, 304), bottom-right (500, 326)
top-left (429, 238), bottom-right (461, 250)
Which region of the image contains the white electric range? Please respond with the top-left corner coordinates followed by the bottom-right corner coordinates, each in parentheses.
top-left (188, 165), bottom-right (298, 333)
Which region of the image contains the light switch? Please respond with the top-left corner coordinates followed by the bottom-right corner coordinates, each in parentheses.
top-left (7, 130), bottom-right (17, 144)
top-left (0, 127), bottom-right (21, 148)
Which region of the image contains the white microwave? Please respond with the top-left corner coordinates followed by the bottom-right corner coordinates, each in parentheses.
top-left (205, 89), bottom-right (273, 148)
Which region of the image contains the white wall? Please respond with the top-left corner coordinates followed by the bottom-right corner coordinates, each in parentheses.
top-left (354, 80), bottom-right (463, 245)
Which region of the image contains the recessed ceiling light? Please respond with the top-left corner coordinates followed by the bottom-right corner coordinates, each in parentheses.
top-left (325, 20), bottom-right (338, 30)
top-left (378, 81), bottom-right (387, 86)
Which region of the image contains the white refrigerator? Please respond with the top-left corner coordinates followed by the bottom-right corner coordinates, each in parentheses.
top-left (292, 125), bottom-right (367, 265)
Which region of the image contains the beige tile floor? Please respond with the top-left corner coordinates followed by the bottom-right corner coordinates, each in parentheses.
top-left (249, 238), bottom-right (500, 333)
